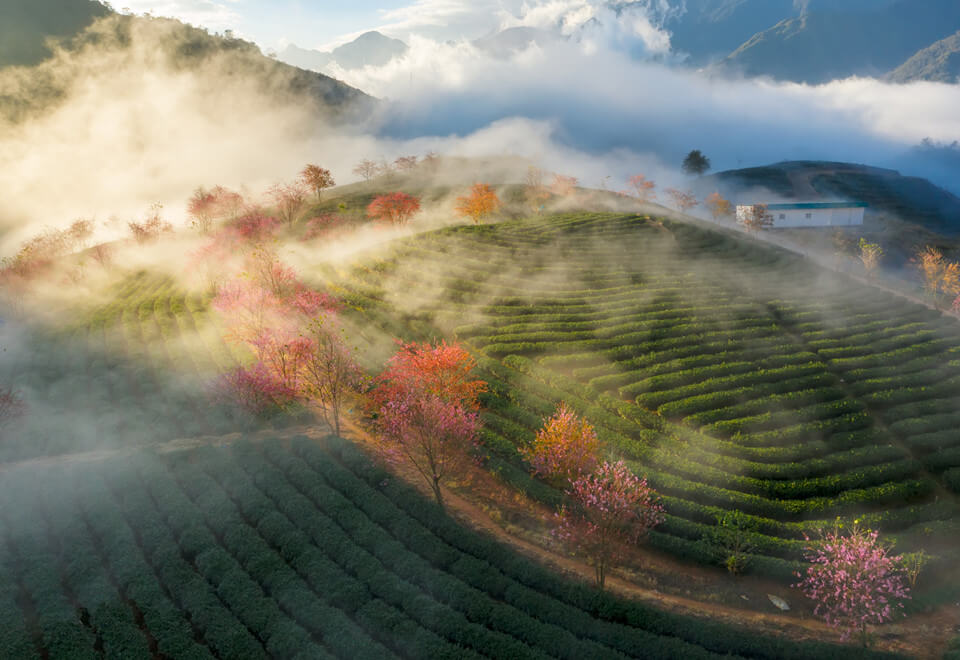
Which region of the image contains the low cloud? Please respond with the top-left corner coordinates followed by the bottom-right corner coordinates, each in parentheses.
top-left (343, 33), bottom-right (960, 193)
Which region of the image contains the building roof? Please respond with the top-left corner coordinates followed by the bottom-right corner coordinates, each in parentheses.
top-left (764, 202), bottom-right (868, 210)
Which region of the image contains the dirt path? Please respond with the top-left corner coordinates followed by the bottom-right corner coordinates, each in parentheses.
top-left (340, 416), bottom-right (960, 659)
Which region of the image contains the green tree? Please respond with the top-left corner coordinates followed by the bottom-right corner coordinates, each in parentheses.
top-left (682, 150), bottom-right (711, 176)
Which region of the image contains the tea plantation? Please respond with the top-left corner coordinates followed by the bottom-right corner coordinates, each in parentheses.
top-left (0, 435), bottom-right (893, 659)
top-left (332, 212), bottom-right (960, 581)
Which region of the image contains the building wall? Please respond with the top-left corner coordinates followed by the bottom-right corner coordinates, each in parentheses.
top-left (735, 206), bottom-right (865, 228)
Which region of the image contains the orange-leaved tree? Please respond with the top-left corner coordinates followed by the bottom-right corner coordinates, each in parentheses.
top-left (704, 192), bottom-right (733, 221)
top-left (455, 184), bottom-right (500, 224)
top-left (367, 192), bottom-right (422, 225)
top-left (522, 402), bottom-right (602, 486)
top-left (300, 164), bottom-right (335, 200)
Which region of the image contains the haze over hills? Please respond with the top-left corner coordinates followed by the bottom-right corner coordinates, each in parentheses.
top-left (279, 31), bottom-right (408, 73)
top-left (0, 6), bottom-right (374, 126)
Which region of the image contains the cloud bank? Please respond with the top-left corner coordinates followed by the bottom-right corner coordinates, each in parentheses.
top-left (2, 5), bottom-right (959, 256)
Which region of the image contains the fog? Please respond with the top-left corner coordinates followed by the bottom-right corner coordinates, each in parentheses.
top-left (3, 7), bottom-right (959, 258)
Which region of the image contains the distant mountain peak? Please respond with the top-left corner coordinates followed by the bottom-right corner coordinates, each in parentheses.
top-left (280, 30), bottom-right (407, 73)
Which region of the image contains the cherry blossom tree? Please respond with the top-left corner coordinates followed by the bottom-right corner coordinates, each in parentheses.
top-left (666, 188), bottom-right (698, 213)
top-left (628, 174), bottom-right (656, 202)
top-left (554, 460), bottom-right (664, 590)
top-left (353, 159), bottom-right (379, 181)
top-left (218, 362), bottom-right (296, 417)
top-left (550, 174), bottom-right (578, 197)
top-left (187, 187), bottom-right (219, 233)
top-left (367, 193), bottom-right (422, 225)
top-left (794, 525), bottom-right (910, 646)
top-left (128, 202), bottom-right (173, 243)
top-left (522, 402), bottom-right (601, 486)
top-left (376, 389), bottom-right (480, 508)
top-left (372, 340), bottom-right (486, 508)
top-left (394, 155), bottom-right (419, 171)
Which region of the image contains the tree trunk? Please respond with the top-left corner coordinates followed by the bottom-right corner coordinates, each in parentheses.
top-left (431, 474), bottom-right (445, 510)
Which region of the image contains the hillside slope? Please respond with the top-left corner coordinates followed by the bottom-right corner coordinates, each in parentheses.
top-left (717, 0), bottom-right (960, 83)
top-left (695, 161), bottom-right (960, 236)
top-left (889, 30), bottom-right (960, 83)
top-left (0, 0), bottom-right (109, 68)
top-left (0, 13), bottom-right (374, 126)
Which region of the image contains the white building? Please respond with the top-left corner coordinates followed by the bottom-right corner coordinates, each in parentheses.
top-left (735, 202), bottom-right (867, 228)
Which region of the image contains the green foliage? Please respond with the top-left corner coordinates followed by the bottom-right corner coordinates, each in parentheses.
top-left (0, 437), bottom-right (896, 660)
top-left (331, 211), bottom-right (960, 583)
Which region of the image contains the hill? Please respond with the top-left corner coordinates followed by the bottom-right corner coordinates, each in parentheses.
top-left (2, 179), bottom-right (958, 655)
top-left (889, 30), bottom-right (960, 83)
top-left (696, 161), bottom-right (960, 236)
top-left (0, 0), bottom-right (109, 68)
top-left (280, 31), bottom-right (408, 72)
top-left (717, 0), bottom-right (960, 83)
top-left (1, 433), bottom-right (894, 659)
top-left (329, 210), bottom-right (960, 597)
top-left (0, 13), bottom-right (374, 126)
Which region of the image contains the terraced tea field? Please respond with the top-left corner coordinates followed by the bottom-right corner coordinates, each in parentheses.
top-left (332, 212), bottom-right (960, 580)
top-left (0, 271), bottom-right (255, 462)
top-left (1, 435), bottom-right (886, 659)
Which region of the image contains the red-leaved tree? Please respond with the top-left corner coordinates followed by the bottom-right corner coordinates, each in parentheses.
top-left (794, 525), bottom-right (910, 646)
top-left (522, 402), bottom-right (601, 486)
top-left (554, 460), bottom-right (665, 590)
top-left (367, 193), bottom-right (422, 225)
top-left (372, 340), bottom-right (486, 507)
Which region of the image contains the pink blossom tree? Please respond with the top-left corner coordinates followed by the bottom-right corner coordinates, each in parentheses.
top-left (372, 340), bottom-right (485, 508)
top-left (794, 525), bottom-right (910, 646)
top-left (376, 389), bottom-right (480, 508)
top-left (217, 362), bottom-right (297, 417)
top-left (554, 460), bottom-right (665, 590)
